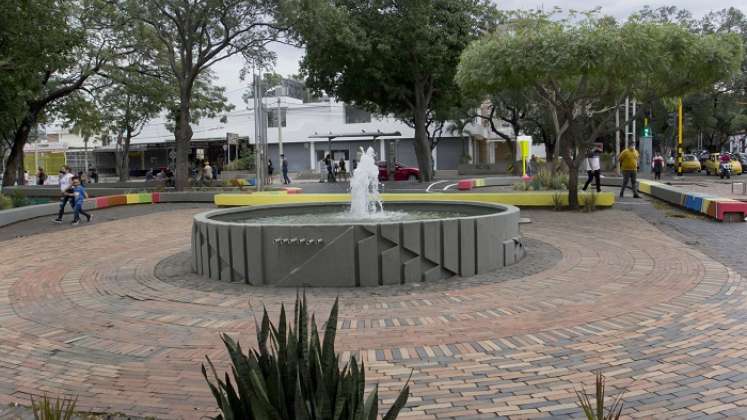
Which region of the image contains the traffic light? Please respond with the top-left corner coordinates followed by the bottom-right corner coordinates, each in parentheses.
top-left (642, 115), bottom-right (651, 137)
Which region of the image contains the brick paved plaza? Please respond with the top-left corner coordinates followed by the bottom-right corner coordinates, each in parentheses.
top-left (1, 202), bottom-right (747, 419)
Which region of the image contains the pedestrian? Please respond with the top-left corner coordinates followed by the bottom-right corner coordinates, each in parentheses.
top-left (53, 165), bottom-right (75, 223)
top-left (582, 149), bottom-right (601, 192)
top-left (652, 152), bottom-right (665, 180)
top-left (281, 154), bottom-right (291, 184)
top-left (68, 176), bottom-right (92, 225)
top-left (267, 159), bottom-right (274, 184)
top-left (202, 161), bottom-right (213, 185)
top-left (528, 155), bottom-right (538, 176)
top-left (36, 167), bottom-right (47, 185)
top-left (618, 144), bottom-right (640, 198)
top-left (88, 166), bottom-right (98, 183)
top-left (324, 154), bottom-right (335, 183)
top-left (145, 168), bottom-right (155, 181)
top-left (338, 157), bottom-right (347, 181)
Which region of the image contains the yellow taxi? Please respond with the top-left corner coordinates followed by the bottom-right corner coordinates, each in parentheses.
top-left (681, 154), bottom-right (701, 173)
top-left (703, 153), bottom-right (743, 176)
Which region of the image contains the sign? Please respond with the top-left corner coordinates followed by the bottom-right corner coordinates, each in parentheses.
top-left (196, 148), bottom-right (204, 160)
top-left (226, 132), bottom-right (239, 145)
top-left (517, 135), bottom-right (532, 179)
top-left (169, 150), bottom-right (176, 160)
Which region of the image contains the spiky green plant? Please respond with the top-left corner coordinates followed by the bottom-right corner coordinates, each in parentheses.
top-left (575, 371), bottom-right (624, 420)
top-left (31, 395), bottom-right (77, 420)
top-left (203, 294), bottom-right (410, 419)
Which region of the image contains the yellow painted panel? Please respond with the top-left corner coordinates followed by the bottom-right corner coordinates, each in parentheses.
top-left (637, 180), bottom-right (653, 194)
top-left (214, 192), bottom-right (616, 208)
top-left (125, 193), bottom-right (142, 204)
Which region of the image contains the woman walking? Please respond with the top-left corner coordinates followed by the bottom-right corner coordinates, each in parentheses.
top-left (652, 152), bottom-right (665, 180)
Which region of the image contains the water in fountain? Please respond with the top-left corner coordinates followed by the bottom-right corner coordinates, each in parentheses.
top-left (230, 147), bottom-right (470, 224)
top-left (349, 147), bottom-right (383, 217)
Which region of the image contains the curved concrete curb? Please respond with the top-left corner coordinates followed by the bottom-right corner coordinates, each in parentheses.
top-left (192, 201), bottom-right (524, 287)
top-left (0, 191), bottom-right (217, 228)
top-left (458, 175), bottom-right (747, 222)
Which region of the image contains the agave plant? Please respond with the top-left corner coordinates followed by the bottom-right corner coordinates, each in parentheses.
top-left (203, 294), bottom-right (410, 419)
top-left (575, 371), bottom-right (624, 420)
top-left (31, 395), bottom-right (77, 420)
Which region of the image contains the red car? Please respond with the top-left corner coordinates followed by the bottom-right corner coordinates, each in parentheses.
top-left (377, 162), bottom-right (421, 181)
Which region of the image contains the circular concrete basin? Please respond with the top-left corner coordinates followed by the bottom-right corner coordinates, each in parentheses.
top-left (192, 201), bottom-right (523, 287)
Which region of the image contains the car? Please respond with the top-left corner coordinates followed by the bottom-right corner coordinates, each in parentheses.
top-left (703, 153), bottom-right (743, 176)
top-left (681, 154), bottom-right (701, 173)
top-left (377, 161), bottom-right (421, 181)
top-left (736, 152), bottom-right (747, 168)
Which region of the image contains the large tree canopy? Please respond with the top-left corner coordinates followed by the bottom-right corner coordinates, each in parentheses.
top-left (124, 0), bottom-right (286, 190)
top-left (294, 0), bottom-right (496, 181)
top-left (0, 0), bottom-right (122, 186)
top-left (456, 12), bottom-right (743, 207)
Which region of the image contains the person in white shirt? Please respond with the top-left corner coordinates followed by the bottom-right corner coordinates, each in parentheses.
top-left (582, 148), bottom-right (602, 192)
top-left (53, 165), bottom-right (75, 223)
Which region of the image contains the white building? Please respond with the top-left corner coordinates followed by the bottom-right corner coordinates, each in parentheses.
top-left (31, 92), bottom-right (517, 175)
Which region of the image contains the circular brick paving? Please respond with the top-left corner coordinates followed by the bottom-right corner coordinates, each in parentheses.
top-left (0, 208), bottom-right (745, 419)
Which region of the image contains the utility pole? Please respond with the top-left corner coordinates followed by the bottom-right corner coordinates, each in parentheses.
top-left (615, 104), bottom-right (620, 175)
top-left (253, 74), bottom-right (264, 191)
top-left (677, 97), bottom-right (683, 177)
top-left (624, 97), bottom-right (630, 149)
top-left (277, 88), bottom-right (283, 163)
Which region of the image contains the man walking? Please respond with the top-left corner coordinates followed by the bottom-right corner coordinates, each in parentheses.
top-left (281, 154), bottom-right (291, 184)
top-left (582, 148), bottom-right (602, 193)
top-left (619, 144), bottom-right (640, 198)
top-left (53, 165), bottom-right (75, 223)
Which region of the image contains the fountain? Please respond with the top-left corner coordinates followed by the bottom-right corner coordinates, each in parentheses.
top-left (349, 147), bottom-right (383, 217)
top-left (191, 148), bottom-right (525, 287)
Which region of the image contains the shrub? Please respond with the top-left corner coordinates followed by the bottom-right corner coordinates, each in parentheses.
top-left (0, 194), bottom-right (12, 210)
top-left (531, 167), bottom-right (567, 191)
top-left (552, 191), bottom-right (564, 210)
top-left (582, 191), bottom-right (598, 213)
top-left (9, 190), bottom-right (29, 207)
top-left (203, 294), bottom-right (410, 419)
top-left (512, 181), bottom-right (530, 191)
top-left (31, 395), bottom-right (77, 420)
top-left (576, 371), bottom-right (624, 420)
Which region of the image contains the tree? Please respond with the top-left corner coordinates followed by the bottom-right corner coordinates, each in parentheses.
top-left (1, 0), bottom-right (123, 186)
top-left (125, 0), bottom-right (286, 190)
top-left (631, 6), bottom-right (747, 152)
top-left (457, 11), bottom-right (743, 207)
top-left (294, 0), bottom-right (497, 181)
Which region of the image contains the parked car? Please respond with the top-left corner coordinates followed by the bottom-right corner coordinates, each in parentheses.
top-left (377, 162), bottom-right (421, 181)
top-left (736, 152), bottom-right (747, 168)
top-left (681, 154), bottom-right (701, 173)
top-left (703, 153), bottom-right (743, 176)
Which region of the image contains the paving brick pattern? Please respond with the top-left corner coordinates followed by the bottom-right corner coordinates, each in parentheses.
top-left (0, 207), bottom-right (746, 418)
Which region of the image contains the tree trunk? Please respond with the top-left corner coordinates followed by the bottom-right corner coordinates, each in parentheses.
top-left (117, 133), bottom-right (132, 182)
top-left (544, 140), bottom-right (555, 162)
top-left (2, 113), bottom-right (35, 186)
top-left (560, 141), bottom-right (580, 209)
top-left (174, 92), bottom-right (193, 191)
top-left (412, 84), bottom-right (433, 182)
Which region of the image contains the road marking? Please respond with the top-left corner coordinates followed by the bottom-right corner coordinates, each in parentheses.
top-left (426, 180), bottom-right (450, 192)
top-left (443, 183), bottom-right (458, 191)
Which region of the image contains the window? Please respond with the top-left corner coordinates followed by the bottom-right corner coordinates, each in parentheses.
top-left (344, 104), bottom-right (371, 124)
top-left (268, 108), bottom-right (287, 127)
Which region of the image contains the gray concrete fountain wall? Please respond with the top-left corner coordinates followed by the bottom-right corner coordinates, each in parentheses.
top-left (191, 202), bottom-right (523, 287)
